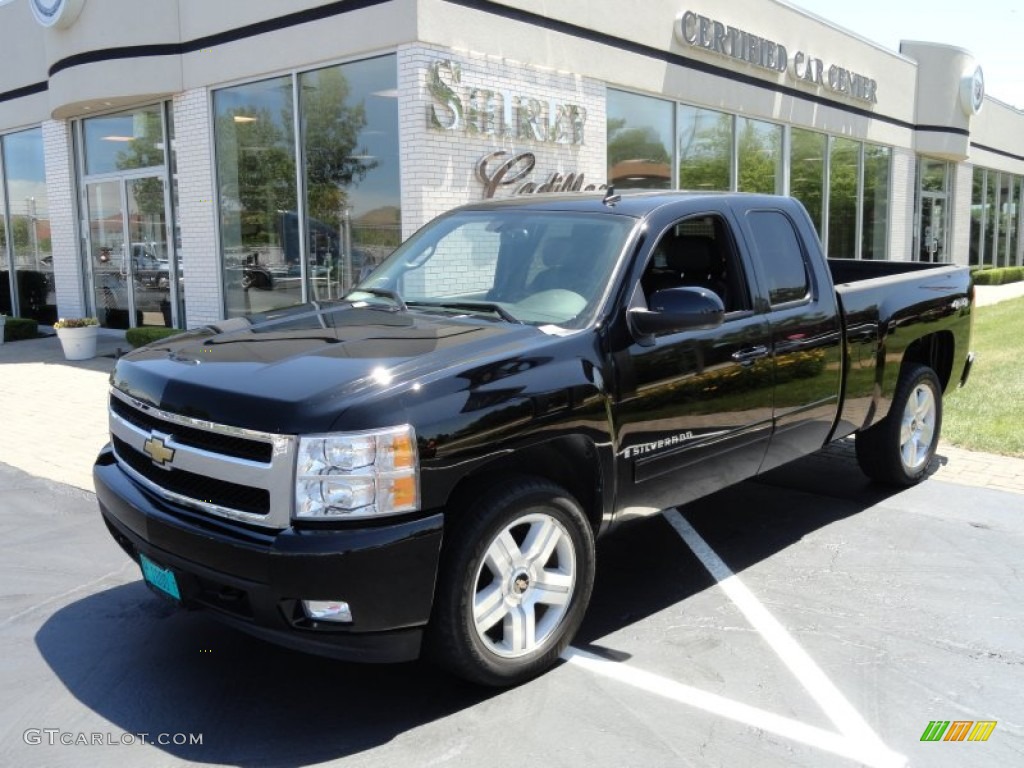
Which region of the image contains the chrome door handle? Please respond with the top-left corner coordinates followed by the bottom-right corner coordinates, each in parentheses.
top-left (731, 345), bottom-right (770, 365)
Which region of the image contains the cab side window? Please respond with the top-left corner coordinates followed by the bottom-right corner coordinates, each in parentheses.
top-left (641, 215), bottom-right (750, 314)
top-left (746, 211), bottom-right (810, 306)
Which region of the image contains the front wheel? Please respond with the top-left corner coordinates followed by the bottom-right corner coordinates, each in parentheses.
top-left (856, 363), bottom-right (942, 486)
top-left (429, 478), bottom-right (595, 687)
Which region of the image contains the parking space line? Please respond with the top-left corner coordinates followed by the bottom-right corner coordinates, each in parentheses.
top-left (562, 647), bottom-right (905, 768)
top-left (663, 509), bottom-right (888, 746)
top-left (562, 509), bottom-right (908, 767)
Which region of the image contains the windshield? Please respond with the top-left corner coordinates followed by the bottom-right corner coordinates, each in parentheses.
top-left (350, 209), bottom-right (637, 328)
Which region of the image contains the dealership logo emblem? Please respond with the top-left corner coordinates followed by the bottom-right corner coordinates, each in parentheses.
top-left (30, 0), bottom-right (87, 29)
top-left (920, 720), bottom-right (997, 742)
top-left (142, 434), bottom-right (176, 468)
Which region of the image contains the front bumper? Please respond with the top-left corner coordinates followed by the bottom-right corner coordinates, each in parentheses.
top-left (94, 446), bottom-right (444, 663)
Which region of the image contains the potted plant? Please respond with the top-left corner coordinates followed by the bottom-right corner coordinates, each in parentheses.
top-left (53, 317), bottom-right (100, 360)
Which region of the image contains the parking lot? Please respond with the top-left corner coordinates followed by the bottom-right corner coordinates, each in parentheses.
top-left (2, 445), bottom-right (1021, 768)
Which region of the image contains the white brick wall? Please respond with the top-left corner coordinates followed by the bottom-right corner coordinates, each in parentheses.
top-left (42, 120), bottom-right (86, 319)
top-left (398, 43), bottom-right (607, 245)
top-left (949, 162), bottom-right (974, 267)
top-left (888, 148), bottom-right (916, 261)
top-left (172, 89), bottom-right (222, 328)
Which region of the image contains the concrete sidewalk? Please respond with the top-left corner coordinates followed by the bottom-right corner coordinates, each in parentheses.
top-left (0, 330), bottom-right (126, 491)
top-left (1, 283), bottom-right (1022, 495)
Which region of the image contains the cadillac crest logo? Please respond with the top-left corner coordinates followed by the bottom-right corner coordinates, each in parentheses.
top-left (960, 65), bottom-right (985, 116)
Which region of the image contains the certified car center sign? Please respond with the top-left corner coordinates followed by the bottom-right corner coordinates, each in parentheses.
top-left (31, 0), bottom-right (86, 28)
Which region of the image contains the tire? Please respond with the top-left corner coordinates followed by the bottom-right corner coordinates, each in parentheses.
top-left (856, 363), bottom-right (942, 487)
top-left (429, 478), bottom-right (595, 687)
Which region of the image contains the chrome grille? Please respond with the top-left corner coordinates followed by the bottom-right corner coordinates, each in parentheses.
top-left (108, 388), bottom-right (296, 528)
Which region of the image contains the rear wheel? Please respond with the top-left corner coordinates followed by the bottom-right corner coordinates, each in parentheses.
top-left (429, 478), bottom-right (595, 687)
top-left (856, 364), bottom-right (942, 486)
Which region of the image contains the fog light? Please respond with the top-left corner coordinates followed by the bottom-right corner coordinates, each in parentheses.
top-left (302, 599), bottom-right (353, 623)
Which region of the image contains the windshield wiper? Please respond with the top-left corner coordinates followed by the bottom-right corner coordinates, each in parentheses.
top-left (349, 287), bottom-right (407, 312)
top-left (407, 300), bottom-right (521, 324)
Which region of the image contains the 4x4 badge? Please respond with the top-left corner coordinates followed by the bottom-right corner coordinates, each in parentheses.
top-left (143, 434), bottom-right (175, 467)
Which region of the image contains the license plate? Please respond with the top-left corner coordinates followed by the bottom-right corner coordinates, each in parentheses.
top-left (140, 553), bottom-right (181, 601)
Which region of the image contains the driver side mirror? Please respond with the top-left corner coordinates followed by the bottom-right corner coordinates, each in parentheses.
top-left (627, 286), bottom-right (725, 345)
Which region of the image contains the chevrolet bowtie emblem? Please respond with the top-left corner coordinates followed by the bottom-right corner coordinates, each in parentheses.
top-left (142, 434), bottom-right (176, 467)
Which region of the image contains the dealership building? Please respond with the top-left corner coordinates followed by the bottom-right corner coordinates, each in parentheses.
top-left (0, 0), bottom-right (1021, 330)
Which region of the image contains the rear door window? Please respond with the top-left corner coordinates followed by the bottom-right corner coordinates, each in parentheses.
top-left (746, 211), bottom-right (810, 305)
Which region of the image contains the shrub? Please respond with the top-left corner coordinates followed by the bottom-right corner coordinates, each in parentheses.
top-left (972, 267), bottom-right (1024, 285)
top-left (126, 326), bottom-right (183, 348)
top-left (2, 316), bottom-right (39, 342)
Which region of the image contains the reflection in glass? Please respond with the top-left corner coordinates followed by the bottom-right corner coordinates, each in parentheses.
top-left (1, 128), bottom-right (54, 323)
top-left (970, 167), bottom-right (985, 266)
top-left (998, 172), bottom-right (1014, 268)
top-left (357, 210), bottom-right (634, 329)
top-left (0, 148), bottom-right (7, 315)
top-left (736, 118), bottom-right (781, 194)
top-left (790, 129), bottom-right (826, 237)
top-left (1012, 178), bottom-right (1023, 266)
top-left (827, 137), bottom-right (859, 258)
top-left (88, 180), bottom-right (130, 328)
top-left (678, 105), bottom-right (731, 191)
top-left (214, 76), bottom-right (299, 317)
top-left (984, 169), bottom-right (997, 266)
top-left (606, 90), bottom-right (673, 190)
top-left (167, 104), bottom-right (185, 326)
top-left (127, 177), bottom-right (171, 327)
top-left (861, 144), bottom-right (890, 260)
top-left (84, 105), bottom-right (165, 176)
top-left (300, 55), bottom-right (400, 300)
top-left (920, 159), bottom-right (948, 193)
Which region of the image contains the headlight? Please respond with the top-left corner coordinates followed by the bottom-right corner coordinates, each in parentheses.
top-left (294, 425), bottom-right (419, 519)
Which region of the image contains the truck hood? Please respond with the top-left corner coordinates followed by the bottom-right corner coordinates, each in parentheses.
top-left (111, 303), bottom-right (558, 434)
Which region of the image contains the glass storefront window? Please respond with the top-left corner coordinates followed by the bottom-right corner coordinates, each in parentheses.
top-left (83, 105), bottom-right (165, 175)
top-left (984, 169), bottom-right (997, 266)
top-left (827, 137), bottom-right (859, 258)
top-left (678, 105), bottom-right (731, 191)
top-left (969, 167), bottom-right (985, 266)
top-left (0, 147), bottom-right (7, 315)
top-left (606, 90), bottom-right (674, 190)
top-left (299, 54), bottom-right (401, 300)
top-left (79, 106), bottom-right (176, 329)
top-left (214, 76), bottom-right (299, 317)
top-left (789, 128), bottom-right (826, 237)
top-left (1, 127), bottom-right (53, 323)
top-left (861, 143), bottom-right (890, 260)
top-left (920, 159), bottom-right (948, 193)
top-left (998, 173), bottom-right (1014, 267)
top-left (1011, 179), bottom-right (1019, 266)
top-left (736, 117), bottom-right (781, 194)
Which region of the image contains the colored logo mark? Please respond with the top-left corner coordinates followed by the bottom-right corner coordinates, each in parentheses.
top-left (920, 720), bottom-right (997, 742)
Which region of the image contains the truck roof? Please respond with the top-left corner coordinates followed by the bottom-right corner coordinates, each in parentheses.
top-left (456, 190), bottom-right (793, 218)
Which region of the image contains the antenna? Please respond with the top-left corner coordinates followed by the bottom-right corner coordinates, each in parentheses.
top-left (602, 185), bottom-right (621, 206)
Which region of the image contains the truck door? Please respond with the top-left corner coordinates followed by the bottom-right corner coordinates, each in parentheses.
top-left (737, 206), bottom-right (843, 473)
top-left (611, 212), bottom-right (773, 516)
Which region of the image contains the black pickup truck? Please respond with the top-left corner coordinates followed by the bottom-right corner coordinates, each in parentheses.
top-left (95, 192), bottom-right (974, 686)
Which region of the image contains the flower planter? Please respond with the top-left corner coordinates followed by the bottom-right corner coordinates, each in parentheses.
top-left (56, 325), bottom-right (98, 360)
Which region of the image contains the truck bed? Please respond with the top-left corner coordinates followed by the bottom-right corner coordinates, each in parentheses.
top-left (828, 258), bottom-right (973, 440)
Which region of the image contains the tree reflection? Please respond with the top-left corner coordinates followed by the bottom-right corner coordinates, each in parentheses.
top-left (302, 67), bottom-right (376, 225)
